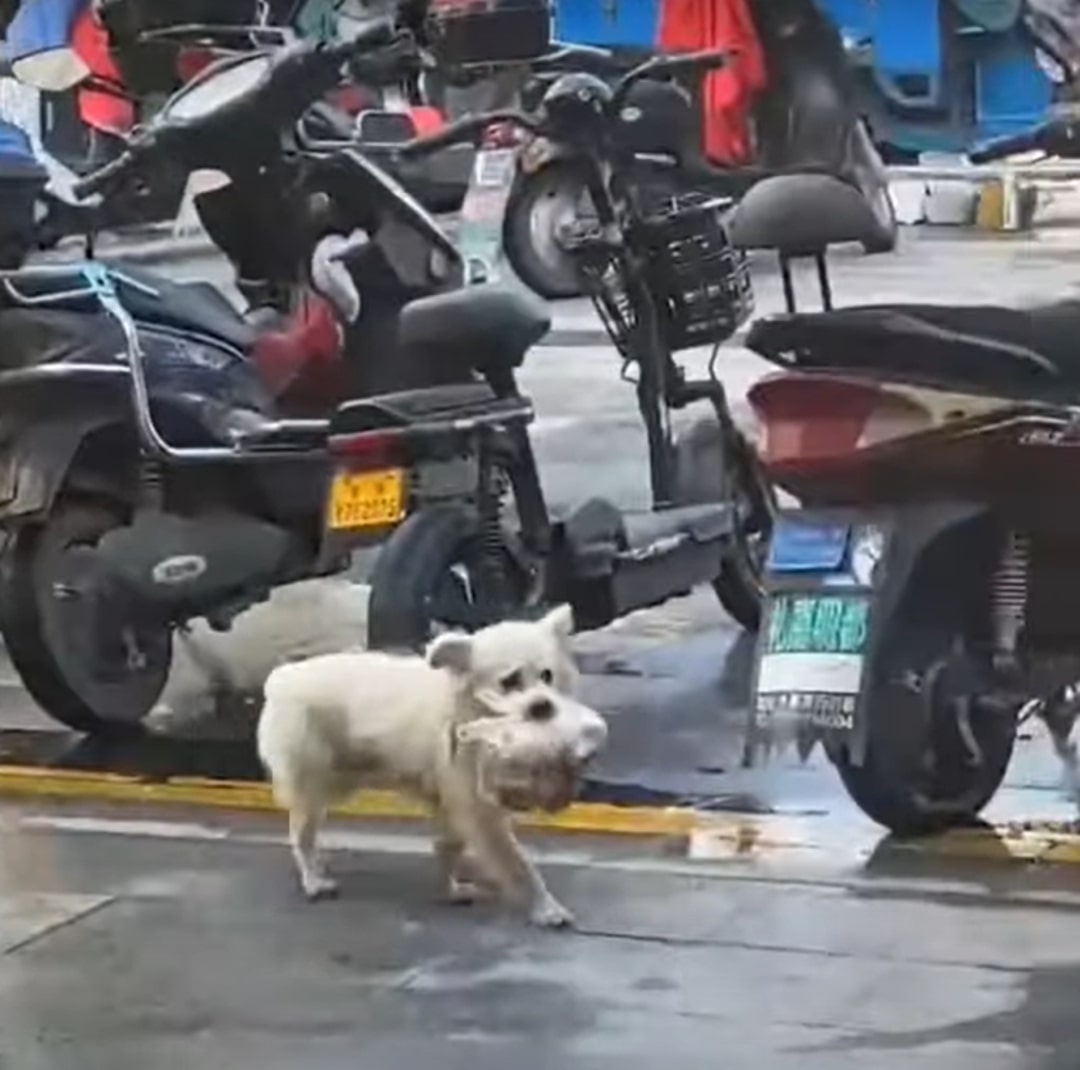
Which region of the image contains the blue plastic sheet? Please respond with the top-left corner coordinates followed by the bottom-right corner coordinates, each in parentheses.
top-left (6, 0), bottom-right (88, 90)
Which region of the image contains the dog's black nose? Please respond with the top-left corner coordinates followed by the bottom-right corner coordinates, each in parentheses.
top-left (527, 697), bottom-right (556, 722)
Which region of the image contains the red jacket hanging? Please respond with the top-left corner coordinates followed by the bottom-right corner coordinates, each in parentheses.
top-left (71, 5), bottom-right (134, 136)
top-left (657, 0), bottom-right (767, 166)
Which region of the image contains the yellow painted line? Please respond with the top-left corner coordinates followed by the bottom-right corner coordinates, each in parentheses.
top-left (5, 762), bottom-right (1080, 864)
top-left (0, 764), bottom-right (699, 837)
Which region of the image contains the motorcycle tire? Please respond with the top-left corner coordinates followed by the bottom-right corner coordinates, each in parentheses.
top-left (367, 503), bottom-right (524, 652)
top-left (831, 618), bottom-right (1017, 836)
top-left (502, 163), bottom-right (588, 300)
top-left (0, 496), bottom-right (172, 737)
top-left (673, 415), bottom-right (773, 632)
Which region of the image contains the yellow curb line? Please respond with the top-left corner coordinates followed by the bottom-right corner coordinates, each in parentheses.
top-left (0, 764), bottom-right (701, 837)
top-left (5, 763), bottom-right (1080, 863)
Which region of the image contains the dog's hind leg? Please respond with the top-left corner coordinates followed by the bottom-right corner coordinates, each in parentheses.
top-left (288, 800), bottom-right (339, 901)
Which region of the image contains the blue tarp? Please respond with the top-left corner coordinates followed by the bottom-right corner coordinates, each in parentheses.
top-left (6, 0), bottom-right (87, 90)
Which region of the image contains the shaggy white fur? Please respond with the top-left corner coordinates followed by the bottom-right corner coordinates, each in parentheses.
top-left (256, 605), bottom-right (608, 928)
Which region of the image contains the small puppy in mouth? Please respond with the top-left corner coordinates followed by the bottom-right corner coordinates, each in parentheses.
top-left (256, 605), bottom-right (608, 928)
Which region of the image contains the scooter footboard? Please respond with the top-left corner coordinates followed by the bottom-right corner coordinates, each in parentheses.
top-left (751, 502), bottom-right (991, 763)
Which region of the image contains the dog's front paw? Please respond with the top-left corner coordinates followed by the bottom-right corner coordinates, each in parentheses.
top-left (444, 878), bottom-right (483, 906)
top-left (301, 875), bottom-right (340, 902)
top-left (529, 896), bottom-right (574, 929)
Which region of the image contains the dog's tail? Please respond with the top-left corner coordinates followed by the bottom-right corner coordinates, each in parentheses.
top-left (255, 663), bottom-right (317, 810)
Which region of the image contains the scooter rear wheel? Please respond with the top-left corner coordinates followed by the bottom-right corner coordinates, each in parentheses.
top-left (366, 503), bottom-right (526, 652)
top-left (831, 620), bottom-right (1017, 836)
top-left (0, 496), bottom-right (173, 736)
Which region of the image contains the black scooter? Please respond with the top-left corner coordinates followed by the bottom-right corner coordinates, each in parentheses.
top-left (500, 0), bottom-right (897, 298)
top-left (321, 48), bottom-right (777, 651)
top-left (0, 21), bottom-right (518, 736)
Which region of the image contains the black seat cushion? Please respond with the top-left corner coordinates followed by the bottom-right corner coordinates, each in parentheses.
top-left (0, 264), bottom-right (254, 351)
top-left (747, 300), bottom-right (1080, 395)
top-left (397, 283), bottom-right (551, 375)
top-left (728, 173), bottom-right (886, 255)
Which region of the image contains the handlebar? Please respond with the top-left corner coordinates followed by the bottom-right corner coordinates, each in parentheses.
top-left (395, 109), bottom-right (539, 158)
top-left (71, 146), bottom-right (140, 201)
top-left (968, 128), bottom-right (1046, 164)
top-left (968, 116), bottom-right (1080, 163)
top-left (396, 46), bottom-right (729, 160)
top-left (612, 47), bottom-right (730, 109)
top-left (532, 43), bottom-right (620, 75)
top-left (70, 18), bottom-right (405, 203)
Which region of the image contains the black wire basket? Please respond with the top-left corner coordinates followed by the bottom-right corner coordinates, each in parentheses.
top-left (565, 190), bottom-right (754, 358)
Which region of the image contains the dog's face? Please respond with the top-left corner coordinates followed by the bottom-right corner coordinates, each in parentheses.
top-left (426, 605), bottom-right (609, 803)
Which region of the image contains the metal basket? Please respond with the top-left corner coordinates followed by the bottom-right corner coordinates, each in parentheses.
top-left (566, 191), bottom-right (754, 358)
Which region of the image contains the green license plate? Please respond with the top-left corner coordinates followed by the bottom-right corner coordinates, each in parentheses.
top-left (755, 595), bottom-right (871, 730)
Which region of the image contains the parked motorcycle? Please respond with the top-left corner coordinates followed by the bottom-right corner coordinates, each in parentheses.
top-left (0, 20), bottom-right (499, 736)
top-left (500, 0), bottom-right (897, 298)
top-left (318, 47), bottom-right (778, 652)
top-left (742, 109), bottom-right (1080, 835)
top-left (450, 41), bottom-right (631, 286)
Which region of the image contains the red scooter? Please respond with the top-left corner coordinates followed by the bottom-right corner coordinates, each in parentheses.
top-left (742, 111), bottom-right (1080, 837)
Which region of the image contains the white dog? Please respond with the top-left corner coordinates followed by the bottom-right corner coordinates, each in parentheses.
top-left (256, 605), bottom-right (608, 928)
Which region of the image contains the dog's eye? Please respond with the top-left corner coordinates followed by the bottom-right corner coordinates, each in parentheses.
top-left (539, 669), bottom-right (553, 685)
top-left (500, 670), bottom-right (524, 692)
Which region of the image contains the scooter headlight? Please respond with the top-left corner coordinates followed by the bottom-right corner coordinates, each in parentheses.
top-left (850, 524), bottom-right (886, 587)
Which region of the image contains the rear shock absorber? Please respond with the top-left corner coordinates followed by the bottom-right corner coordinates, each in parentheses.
top-left (476, 435), bottom-right (509, 609)
top-left (991, 529), bottom-right (1029, 673)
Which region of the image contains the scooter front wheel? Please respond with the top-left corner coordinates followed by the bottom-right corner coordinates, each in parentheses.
top-left (502, 163), bottom-right (592, 300)
top-left (0, 496), bottom-right (173, 736)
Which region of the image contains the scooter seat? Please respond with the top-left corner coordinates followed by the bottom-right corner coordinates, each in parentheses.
top-left (0, 264), bottom-right (254, 351)
top-left (747, 300), bottom-right (1080, 395)
top-left (728, 173), bottom-right (888, 256)
top-left (398, 283), bottom-right (551, 376)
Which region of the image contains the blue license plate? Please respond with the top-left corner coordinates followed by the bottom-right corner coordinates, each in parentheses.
top-left (767, 519), bottom-right (850, 573)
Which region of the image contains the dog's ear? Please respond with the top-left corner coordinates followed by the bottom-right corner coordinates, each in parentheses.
top-left (541, 603), bottom-right (574, 644)
top-left (426, 631), bottom-right (473, 673)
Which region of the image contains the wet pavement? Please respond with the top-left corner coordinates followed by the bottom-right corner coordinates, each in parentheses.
top-left (3, 797), bottom-right (1080, 1069)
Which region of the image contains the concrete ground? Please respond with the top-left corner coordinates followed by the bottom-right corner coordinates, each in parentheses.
top-left (3, 797), bottom-right (1080, 1070)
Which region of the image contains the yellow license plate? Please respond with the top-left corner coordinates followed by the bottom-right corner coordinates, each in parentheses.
top-left (327, 468), bottom-right (406, 530)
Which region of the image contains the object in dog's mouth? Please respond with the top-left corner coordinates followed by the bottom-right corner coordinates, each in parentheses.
top-left (459, 720), bottom-right (586, 813)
